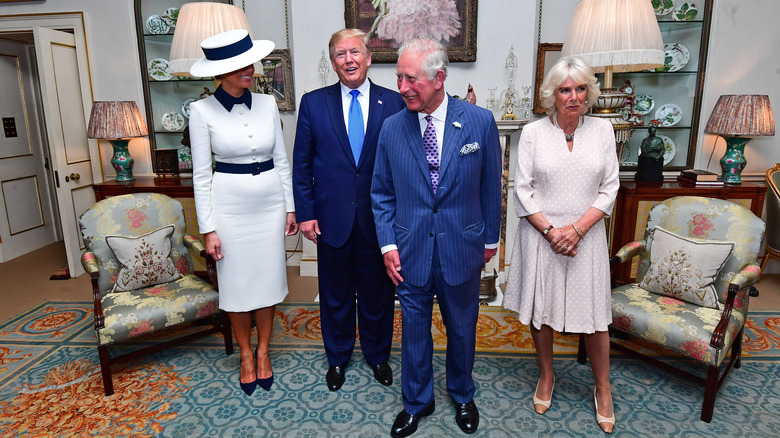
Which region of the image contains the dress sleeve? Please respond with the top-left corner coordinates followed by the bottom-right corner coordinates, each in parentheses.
top-left (513, 124), bottom-right (541, 218)
top-left (591, 121), bottom-right (620, 216)
top-left (269, 99), bottom-right (295, 212)
top-left (189, 101), bottom-right (216, 234)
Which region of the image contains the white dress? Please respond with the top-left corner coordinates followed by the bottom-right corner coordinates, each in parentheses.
top-left (189, 93), bottom-right (294, 312)
top-left (502, 116), bottom-right (619, 333)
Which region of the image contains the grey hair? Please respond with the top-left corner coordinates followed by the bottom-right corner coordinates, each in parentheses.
top-left (398, 38), bottom-right (448, 80)
top-left (538, 56), bottom-right (600, 115)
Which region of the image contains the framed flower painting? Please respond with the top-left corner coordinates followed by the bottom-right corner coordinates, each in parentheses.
top-left (344, 0), bottom-right (478, 63)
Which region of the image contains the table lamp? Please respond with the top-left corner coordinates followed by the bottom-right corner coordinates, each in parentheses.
top-left (87, 101), bottom-right (148, 182)
top-left (561, 0), bottom-right (664, 154)
top-left (168, 2), bottom-right (257, 77)
top-left (704, 95), bottom-right (775, 184)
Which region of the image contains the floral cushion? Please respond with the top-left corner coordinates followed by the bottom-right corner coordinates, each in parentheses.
top-left (636, 196), bottom-right (766, 313)
top-left (106, 225), bottom-right (182, 292)
top-left (611, 283), bottom-right (746, 367)
top-left (79, 193), bottom-right (193, 293)
top-left (97, 274), bottom-right (219, 346)
top-left (639, 226), bottom-right (734, 310)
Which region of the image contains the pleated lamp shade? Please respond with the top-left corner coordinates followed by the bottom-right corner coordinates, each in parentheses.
top-left (86, 101), bottom-right (148, 139)
top-left (705, 95), bottom-right (775, 137)
top-left (168, 2), bottom-right (257, 77)
top-left (561, 0), bottom-right (664, 86)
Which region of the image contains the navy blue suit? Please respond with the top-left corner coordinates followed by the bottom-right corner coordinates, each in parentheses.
top-left (293, 81), bottom-right (404, 367)
top-left (371, 96), bottom-right (501, 413)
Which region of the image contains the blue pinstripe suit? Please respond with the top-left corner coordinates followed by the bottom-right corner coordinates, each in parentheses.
top-left (371, 95), bottom-right (501, 413)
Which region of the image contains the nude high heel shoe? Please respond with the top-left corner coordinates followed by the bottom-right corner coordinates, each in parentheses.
top-left (532, 376), bottom-right (554, 415)
top-left (593, 387), bottom-right (615, 434)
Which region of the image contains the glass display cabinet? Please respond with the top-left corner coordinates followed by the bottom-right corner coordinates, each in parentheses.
top-left (615, 0), bottom-right (712, 170)
top-left (134, 0), bottom-right (232, 174)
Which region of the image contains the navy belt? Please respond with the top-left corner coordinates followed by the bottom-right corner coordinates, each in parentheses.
top-left (215, 160), bottom-right (274, 175)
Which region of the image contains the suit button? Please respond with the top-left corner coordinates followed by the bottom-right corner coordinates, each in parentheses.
top-left (351, 200), bottom-right (355, 205)
top-left (355, 172), bottom-right (359, 177)
top-left (429, 233), bottom-right (433, 237)
top-left (433, 208), bottom-right (438, 213)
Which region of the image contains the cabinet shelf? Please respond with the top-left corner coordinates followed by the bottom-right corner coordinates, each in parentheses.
top-left (135, 0), bottom-right (232, 174)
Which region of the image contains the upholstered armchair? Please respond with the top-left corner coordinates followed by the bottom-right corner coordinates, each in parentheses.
top-left (79, 193), bottom-right (232, 396)
top-left (760, 163), bottom-right (780, 272)
top-left (577, 196), bottom-right (765, 422)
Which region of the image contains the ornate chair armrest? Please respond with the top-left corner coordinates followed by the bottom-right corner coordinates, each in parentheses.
top-left (81, 251), bottom-right (105, 330)
top-left (184, 234), bottom-right (206, 255)
top-left (81, 251), bottom-right (100, 277)
top-left (710, 264), bottom-right (761, 349)
top-left (611, 240), bottom-right (646, 265)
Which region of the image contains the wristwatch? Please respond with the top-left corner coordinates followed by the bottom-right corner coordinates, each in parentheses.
top-left (542, 225), bottom-right (554, 235)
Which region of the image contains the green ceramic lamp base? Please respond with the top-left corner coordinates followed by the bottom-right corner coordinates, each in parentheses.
top-left (108, 139), bottom-right (135, 182)
top-left (719, 136), bottom-right (751, 184)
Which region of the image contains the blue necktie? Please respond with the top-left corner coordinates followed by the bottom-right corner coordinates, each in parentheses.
top-left (348, 90), bottom-right (364, 164)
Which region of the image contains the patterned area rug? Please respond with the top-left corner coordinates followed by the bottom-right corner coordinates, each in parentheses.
top-left (1, 302), bottom-right (779, 437)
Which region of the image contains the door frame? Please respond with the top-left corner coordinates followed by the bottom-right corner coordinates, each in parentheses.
top-left (0, 12), bottom-right (101, 183)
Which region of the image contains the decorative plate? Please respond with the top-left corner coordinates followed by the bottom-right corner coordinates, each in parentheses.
top-left (655, 103), bottom-right (683, 126)
top-left (147, 58), bottom-right (171, 81)
top-left (660, 43), bottom-right (690, 72)
top-left (652, 0), bottom-right (675, 16)
top-left (634, 94), bottom-right (655, 115)
top-left (178, 146), bottom-right (192, 170)
top-left (161, 112), bottom-right (185, 132)
top-left (162, 7), bottom-right (179, 28)
top-left (673, 3), bottom-right (698, 21)
top-left (181, 98), bottom-right (196, 118)
top-left (145, 14), bottom-right (169, 35)
top-left (638, 134), bottom-right (676, 165)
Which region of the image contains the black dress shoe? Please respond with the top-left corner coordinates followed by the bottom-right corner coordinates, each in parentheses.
top-left (371, 362), bottom-right (393, 386)
top-left (326, 365), bottom-right (346, 391)
top-left (391, 402), bottom-right (435, 438)
top-left (455, 400), bottom-right (479, 434)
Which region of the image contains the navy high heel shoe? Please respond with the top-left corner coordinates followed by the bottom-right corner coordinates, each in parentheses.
top-left (256, 346), bottom-right (274, 391)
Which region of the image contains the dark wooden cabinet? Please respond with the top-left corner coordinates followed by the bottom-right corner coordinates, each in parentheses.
top-left (609, 180), bottom-right (766, 284)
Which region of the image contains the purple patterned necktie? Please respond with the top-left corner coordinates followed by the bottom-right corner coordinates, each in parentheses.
top-left (423, 115), bottom-right (439, 194)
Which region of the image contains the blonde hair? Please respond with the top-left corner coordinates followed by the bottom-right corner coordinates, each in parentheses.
top-left (328, 28), bottom-right (370, 59)
top-left (538, 56), bottom-right (600, 115)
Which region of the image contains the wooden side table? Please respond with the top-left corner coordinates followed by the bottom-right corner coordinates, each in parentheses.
top-left (92, 177), bottom-right (204, 271)
top-left (610, 180), bottom-right (767, 284)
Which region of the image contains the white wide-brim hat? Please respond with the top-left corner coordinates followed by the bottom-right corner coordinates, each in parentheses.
top-left (190, 29), bottom-right (274, 78)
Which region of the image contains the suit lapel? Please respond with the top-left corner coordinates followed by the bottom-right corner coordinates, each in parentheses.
top-left (360, 82), bottom-right (385, 168)
top-left (402, 110), bottom-right (433, 190)
top-left (439, 96), bottom-right (465, 183)
top-left (324, 83), bottom-right (355, 166)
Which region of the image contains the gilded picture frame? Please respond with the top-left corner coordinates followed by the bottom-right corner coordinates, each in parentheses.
top-left (533, 43), bottom-right (563, 114)
top-left (253, 49), bottom-right (296, 111)
top-left (344, 0), bottom-right (478, 63)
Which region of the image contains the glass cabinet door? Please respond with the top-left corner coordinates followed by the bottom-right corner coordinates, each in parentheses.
top-left (134, 0), bottom-right (232, 174)
top-left (614, 0), bottom-right (712, 170)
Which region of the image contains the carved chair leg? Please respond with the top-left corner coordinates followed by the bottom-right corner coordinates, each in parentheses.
top-left (98, 344), bottom-right (114, 396)
top-left (701, 365), bottom-right (719, 423)
top-left (577, 333), bottom-right (588, 365)
top-left (734, 327), bottom-right (744, 369)
top-left (222, 311), bottom-right (234, 355)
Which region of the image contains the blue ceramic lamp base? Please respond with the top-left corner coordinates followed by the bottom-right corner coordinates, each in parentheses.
top-left (719, 136), bottom-right (751, 184)
top-left (109, 139), bottom-right (135, 182)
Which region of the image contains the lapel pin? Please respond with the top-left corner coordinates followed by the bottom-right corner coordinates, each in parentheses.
top-left (378, 100), bottom-right (383, 105)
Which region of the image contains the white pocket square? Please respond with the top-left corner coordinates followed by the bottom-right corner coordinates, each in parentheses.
top-left (459, 142), bottom-right (480, 156)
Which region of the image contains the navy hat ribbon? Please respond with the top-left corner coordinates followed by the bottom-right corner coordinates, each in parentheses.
top-left (203, 33), bottom-right (253, 61)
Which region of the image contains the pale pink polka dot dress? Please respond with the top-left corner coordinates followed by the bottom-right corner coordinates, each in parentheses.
top-left (502, 116), bottom-right (619, 333)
